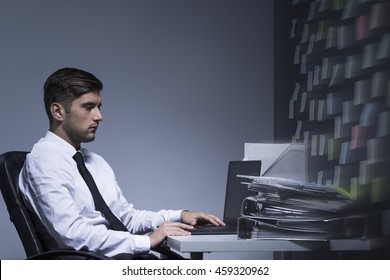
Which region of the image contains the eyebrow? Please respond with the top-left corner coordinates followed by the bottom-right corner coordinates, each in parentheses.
top-left (81, 101), bottom-right (102, 109)
top-left (81, 102), bottom-right (102, 108)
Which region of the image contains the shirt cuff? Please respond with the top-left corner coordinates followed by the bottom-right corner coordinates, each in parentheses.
top-left (171, 209), bottom-right (186, 222)
top-left (132, 234), bottom-right (151, 255)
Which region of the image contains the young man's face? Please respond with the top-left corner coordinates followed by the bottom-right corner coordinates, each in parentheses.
top-left (62, 92), bottom-right (103, 148)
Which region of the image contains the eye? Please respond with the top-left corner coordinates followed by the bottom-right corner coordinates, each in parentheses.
top-left (83, 103), bottom-right (95, 111)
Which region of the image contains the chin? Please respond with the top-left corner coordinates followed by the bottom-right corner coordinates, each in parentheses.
top-left (83, 136), bottom-right (96, 143)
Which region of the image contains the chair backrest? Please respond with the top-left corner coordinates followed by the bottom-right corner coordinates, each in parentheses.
top-left (0, 151), bottom-right (45, 258)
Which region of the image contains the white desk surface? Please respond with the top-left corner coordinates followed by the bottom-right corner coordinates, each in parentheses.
top-left (166, 234), bottom-right (389, 254)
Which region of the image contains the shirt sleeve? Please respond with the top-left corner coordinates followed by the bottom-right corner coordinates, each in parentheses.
top-left (20, 152), bottom-right (152, 258)
top-left (101, 161), bottom-right (184, 233)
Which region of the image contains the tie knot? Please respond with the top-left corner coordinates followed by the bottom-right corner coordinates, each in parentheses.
top-left (73, 151), bottom-right (85, 166)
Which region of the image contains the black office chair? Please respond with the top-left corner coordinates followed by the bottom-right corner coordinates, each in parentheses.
top-left (0, 151), bottom-right (183, 260)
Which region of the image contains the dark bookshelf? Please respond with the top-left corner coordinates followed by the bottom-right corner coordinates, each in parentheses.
top-left (274, 0), bottom-right (390, 244)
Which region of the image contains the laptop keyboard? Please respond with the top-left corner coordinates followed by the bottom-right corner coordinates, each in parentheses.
top-left (190, 224), bottom-right (237, 235)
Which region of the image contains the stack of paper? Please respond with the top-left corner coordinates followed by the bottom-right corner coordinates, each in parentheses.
top-left (237, 176), bottom-right (373, 240)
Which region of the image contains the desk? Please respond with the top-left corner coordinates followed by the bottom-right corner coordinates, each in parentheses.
top-left (166, 234), bottom-right (389, 260)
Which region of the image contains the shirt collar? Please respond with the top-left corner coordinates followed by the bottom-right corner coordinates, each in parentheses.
top-left (45, 131), bottom-right (80, 158)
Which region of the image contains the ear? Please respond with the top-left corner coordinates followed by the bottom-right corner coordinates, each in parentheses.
top-left (50, 102), bottom-right (65, 122)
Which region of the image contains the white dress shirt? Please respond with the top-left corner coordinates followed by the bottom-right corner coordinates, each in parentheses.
top-left (19, 131), bottom-right (182, 258)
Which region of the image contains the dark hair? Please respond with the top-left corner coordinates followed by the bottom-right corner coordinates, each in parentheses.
top-left (43, 67), bottom-right (103, 123)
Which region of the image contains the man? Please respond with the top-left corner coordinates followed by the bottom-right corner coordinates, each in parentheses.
top-left (19, 67), bottom-right (224, 259)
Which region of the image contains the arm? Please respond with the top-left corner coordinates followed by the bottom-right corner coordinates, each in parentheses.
top-left (148, 211), bottom-right (226, 248)
top-left (20, 153), bottom-right (149, 258)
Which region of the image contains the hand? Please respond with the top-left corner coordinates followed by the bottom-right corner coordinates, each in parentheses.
top-left (180, 211), bottom-right (226, 227)
top-left (149, 222), bottom-right (193, 249)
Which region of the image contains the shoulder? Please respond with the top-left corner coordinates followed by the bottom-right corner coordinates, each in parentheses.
top-left (25, 136), bottom-right (75, 174)
top-left (26, 146), bottom-right (73, 174)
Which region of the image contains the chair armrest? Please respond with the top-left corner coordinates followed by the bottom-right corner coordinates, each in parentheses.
top-left (26, 249), bottom-right (112, 260)
top-left (26, 246), bottom-right (185, 260)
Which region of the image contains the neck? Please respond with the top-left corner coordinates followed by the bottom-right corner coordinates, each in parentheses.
top-left (49, 126), bottom-right (80, 150)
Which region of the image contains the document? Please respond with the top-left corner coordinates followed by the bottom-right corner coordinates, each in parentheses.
top-left (236, 176), bottom-right (373, 240)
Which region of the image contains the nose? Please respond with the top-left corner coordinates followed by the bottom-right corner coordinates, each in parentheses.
top-left (94, 108), bottom-right (103, 122)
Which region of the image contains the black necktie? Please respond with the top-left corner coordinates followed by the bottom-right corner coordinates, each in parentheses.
top-left (73, 151), bottom-right (128, 232)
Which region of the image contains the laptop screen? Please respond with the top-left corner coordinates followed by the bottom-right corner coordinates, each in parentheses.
top-left (223, 160), bottom-right (262, 224)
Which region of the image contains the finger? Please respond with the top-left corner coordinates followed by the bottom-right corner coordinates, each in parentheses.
top-left (211, 215), bottom-right (226, 226)
top-left (202, 214), bottom-right (226, 226)
top-left (163, 222), bottom-right (194, 231)
top-left (165, 224), bottom-right (193, 236)
top-left (174, 222), bottom-right (194, 230)
top-left (168, 228), bottom-right (192, 236)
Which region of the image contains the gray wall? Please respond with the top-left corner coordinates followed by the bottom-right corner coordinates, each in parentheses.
top-left (0, 0), bottom-right (273, 259)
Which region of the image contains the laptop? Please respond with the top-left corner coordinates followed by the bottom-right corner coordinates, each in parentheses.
top-left (190, 160), bottom-right (262, 235)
